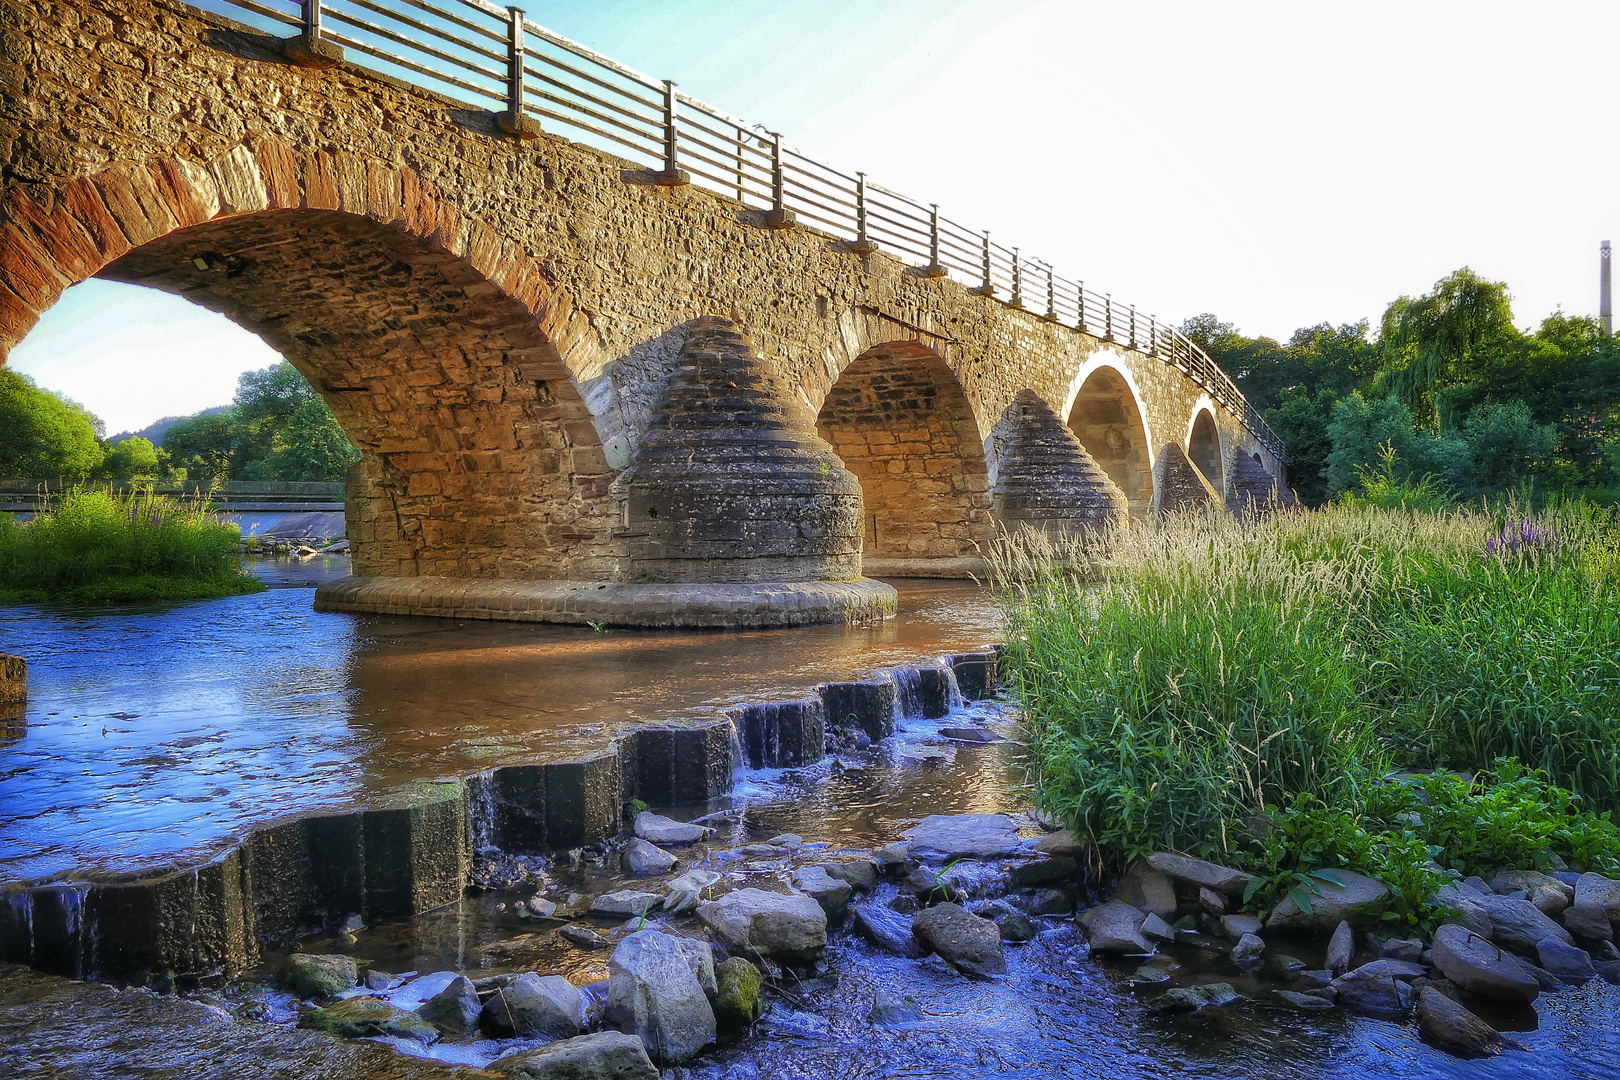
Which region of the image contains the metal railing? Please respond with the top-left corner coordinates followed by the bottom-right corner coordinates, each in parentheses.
top-left (194, 0), bottom-right (1283, 457)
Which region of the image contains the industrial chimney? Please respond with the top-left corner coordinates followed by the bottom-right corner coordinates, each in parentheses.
top-left (1604, 241), bottom-right (1613, 336)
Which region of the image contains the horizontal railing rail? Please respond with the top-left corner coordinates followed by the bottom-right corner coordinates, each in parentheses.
top-left (190, 0), bottom-right (1283, 458)
top-left (0, 479), bottom-right (346, 496)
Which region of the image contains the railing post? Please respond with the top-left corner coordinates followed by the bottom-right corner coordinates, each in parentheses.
top-left (921, 204), bottom-right (947, 277)
top-left (969, 232), bottom-right (993, 296)
top-left (283, 0), bottom-right (344, 68)
top-left (1148, 314), bottom-right (1157, 356)
top-left (494, 8), bottom-right (540, 139)
top-left (1076, 281), bottom-right (1087, 333)
top-left (734, 126), bottom-right (745, 202)
top-left (654, 81), bottom-right (689, 185)
top-left (763, 132), bottom-right (795, 229)
top-left (1045, 264), bottom-right (1055, 320)
top-left (850, 173), bottom-right (877, 254)
top-left (1129, 304), bottom-right (1137, 351)
top-left (1105, 294), bottom-right (1113, 341)
top-left (1010, 248), bottom-right (1023, 309)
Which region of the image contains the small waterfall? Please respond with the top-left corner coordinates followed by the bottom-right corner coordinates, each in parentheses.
top-left (727, 713), bottom-right (746, 779)
top-left (465, 772), bottom-right (497, 854)
top-left (892, 667), bottom-right (925, 722)
top-left (941, 662), bottom-right (965, 712)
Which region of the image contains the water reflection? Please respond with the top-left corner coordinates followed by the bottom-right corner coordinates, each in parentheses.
top-left (0, 567), bottom-right (1001, 883)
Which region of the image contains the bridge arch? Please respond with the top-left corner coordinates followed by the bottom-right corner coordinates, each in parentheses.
top-left (813, 340), bottom-right (992, 575)
top-left (1186, 402), bottom-right (1224, 493)
top-left (0, 145), bottom-right (619, 581)
top-left (1061, 356), bottom-right (1155, 517)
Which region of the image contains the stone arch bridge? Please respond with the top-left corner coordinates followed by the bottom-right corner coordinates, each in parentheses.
top-left (0, 0), bottom-right (1291, 626)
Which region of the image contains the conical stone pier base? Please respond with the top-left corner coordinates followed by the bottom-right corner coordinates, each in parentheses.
top-left (993, 390), bottom-right (1128, 539)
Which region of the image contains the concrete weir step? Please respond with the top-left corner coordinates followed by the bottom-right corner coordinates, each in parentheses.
top-left (0, 652), bottom-right (1003, 983)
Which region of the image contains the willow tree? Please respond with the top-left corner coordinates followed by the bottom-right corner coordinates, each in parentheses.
top-left (1376, 268), bottom-right (1519, 430)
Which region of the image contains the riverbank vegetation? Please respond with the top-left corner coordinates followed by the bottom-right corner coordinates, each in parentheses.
top-left (0, 487), bottom-right (262, 604)
top-left (996, 501), bottom-right (1620, 926)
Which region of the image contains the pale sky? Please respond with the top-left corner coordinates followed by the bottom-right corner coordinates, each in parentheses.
top-left (9, 0), bottom-right (1617, 434)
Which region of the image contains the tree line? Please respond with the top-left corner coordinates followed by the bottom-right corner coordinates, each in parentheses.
top-left (1185, 267), bottom-right (1619, 506)
top-left (0, 362), bottom-right (359, 485)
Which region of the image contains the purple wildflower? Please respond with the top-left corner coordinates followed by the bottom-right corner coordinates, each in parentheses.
top-left (1485, 520), bottom-right (1557, 557)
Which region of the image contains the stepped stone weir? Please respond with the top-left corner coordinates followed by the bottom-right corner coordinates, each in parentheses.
top-left (1226, 452), bottom-right (1299, 515)
top-left (993, 390), bottom-right (1129, 537)
top-left (618, 318), bottom-right (866, 584)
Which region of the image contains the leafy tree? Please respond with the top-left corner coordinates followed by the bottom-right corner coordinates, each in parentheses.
top-left (1446, 401), bottom-right (1562, 497)
top-left (1323, 392), bottom-right (1451, 497)
top-left (160, 410), bottom-right (237, 486)
top-left (1263, 387), bottom-right (1338, 506)
top-left (1376, 268), bottom-right (1519, 429)
top-left (101, 435), bottom-right (160, 480)
top-left (0, 370), bottom-right (105, 478)
top-left (156, 363), bottom-right (357, 483)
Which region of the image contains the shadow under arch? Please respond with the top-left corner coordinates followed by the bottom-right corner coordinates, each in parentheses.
top-left (1187, 406), bottom-right (1224, 493)
top-left (1065, 364), bottom-right (1153, 516)
top-left (0, 146), bottom-right (617, 582)
top-left (813, 340), bottom-right (991, 577)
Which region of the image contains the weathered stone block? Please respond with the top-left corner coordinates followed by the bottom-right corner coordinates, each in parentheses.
top-left (820, 681), bottom-right (896, 741)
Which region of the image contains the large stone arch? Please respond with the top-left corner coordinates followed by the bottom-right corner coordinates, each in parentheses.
top-left (0, 145), bottom-right (618, 581)
top-left (1186, 402), bottom-right (1224, 494)
top-left (813, 340), bottom-right (992, 577)
top-left (1062, 357), bottom-right (1155, 517)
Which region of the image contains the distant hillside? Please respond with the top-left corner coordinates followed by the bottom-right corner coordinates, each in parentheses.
top-left (109, 405), bottom-right (231, 446)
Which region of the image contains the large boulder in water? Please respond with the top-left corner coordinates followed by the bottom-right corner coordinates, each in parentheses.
top-left (481, 973), bottom-right (587, 1039)
top-left (1265, 870), bottom-right (1389, 933)
top-left (697, 888), bottom-right (827, 962)
top-left (911, 902), bottom-right (1007, 978)
top-left (1469, 892), bottom-right (1573, 955)
top-left (1415, 985), bottom-right (1509, 1057)
top-left (634, 811), bottom-right (713, 846)
top-left (490, 1031), bottom-right (658, 1080)
top-left (417, 975), bottom-right (481, 1037)
top-left (605, 929), bottom-right (716, 1064)
top-left (905, 815), bottom-right (1024, 862)
top-left (1078, 900), bottom-right (1153, 955)
top-left (1146, 853), bottom-right (1257, 897)
top-left (712, 957), bottom-right (763, 1030)
top-left (1430, 923), bottom-right (1541, 1006)
top-left (298, 996), bottom-right (438, 1042)
top-left (280, 954), bottom-right (358, 999)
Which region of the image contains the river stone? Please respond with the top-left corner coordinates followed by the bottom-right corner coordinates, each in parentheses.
top-left (482, 973), bottom-right (587, 1039)
top-left (490, 1031), bottom-right (658, 1080)
top-left (911, 902), bottom-right (1008, 978)
top-left (560, 924), bottom-right (612, 949)
top-left (591, 890), bottom-right (663, 919)
top-left (1574, 872), bottom-right (1620, 921)
top-left (1113, 862), bottom-right (1177, 918)
top-left (697, 888), bottom-right (828, 962)
top-left (867, 990), bottom-right (923, 1025)
top-left (673, 937), bottom-right (717, 998)
top-left (1563, 901), bottom-right (1615, 943)
top-left (623, 838), bottom-right (678, 876)
top-left (606, 930), bottom-right (716, 1064)
top-left (1141, 913), bottom-right (1176, 942)
top-left (821, 859), bottom-right (879, 892)
top-left (792, 865), bottom-right (854, 923)
top-left (1146, 853), bottom-right (1258, 896)
top-left (299, 996), bottom-right (438, 1042)
top-left (1147, 982), bottom-right (1239, 1012)
top-left (1266, 870), bottom-right (1389, 933)
top-left (663, 868), bottom-right (721, 914)
top-left (1035, 829), bottom-right (1082, 857)
top-left (1471, 892), bottom-right (1574, 954)
top-left (1079, 900), bottom-right (1153, 955)
top-left (1416, 985), bottom-right (1508, 1057)
top-left (712, 957), bottom-right (763, 1030)
top-left (853, 903), bottom-right (923, 958)
top-left (1433, 883), bottom-right (1496, 940)
top-left (1010, 856), bottom-right (1076, 888)
top-left (1430, 923), bottom-right (1540, 1005)
top-left (1221, 913), bottom-right (1264, 940)
top-left (1367, 934), bottom-right (1424, 962)
top-left (1278, 990), bottom-right (1336, 1011)
top-left (1198, 886), bottom-right (1227, 916)
top-left (1330, 964), bottom-right (1416, 1018)
top-left (1537, 936), bottom-right (1595, 981)
top-left (998, 911), bottom-right (1037, 942)
top-left (1489, 869), bottom-right (1573, 916)
top-left (416, 975), bottom-right (480, 1037)
top-left (281, 954), bottom-right (358, 999)
top-left (905, 814), bottom-right (1024, 862)
top-left (1232, 934), bottom-right (1265, 963)
top-left (634, 811), bottom-right (713, 846)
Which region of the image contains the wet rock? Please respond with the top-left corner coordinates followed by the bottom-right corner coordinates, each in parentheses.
top-left (1027, 888), bottom-right (1074, 917)
top-left (1415, 985), bottom-right (1508, 1057)
top-left (1078, 900), bottom-right (1153, 955)
top-left (1563, 901), bottom-right (1615, 943)
top-left (560, 924), bottom-right (612, 949)
top-left (1147, 983), bottom-right (1239, 1012)
top-left (1198, 887), bottom-right (1227, 916)
top-left (1232, 934), bottom-right (1265, 964)
top-left (1278, 990), bottom-right (1336, 1011)
top-left (416, 975), bottom-right (480, 1037)
top-left (482, 973), bottom-right (587, 1039)
top-left (663, 868), bottom-right (721, 914)
top-left (912, 902), bottom-right (1008, 978)
top-left (606, 929), bottom-right (717, 1064)
top-left (792, 865), bottom-right (854, 924)
top-left (1471, 892), bottom-right (1574, 954)
top-left (1574, 872), bottom-right (1620, 921)
top-left (939, 726), bottom-right (1000, 743)
top-left (1266, 871), bottom-right (1389, 933)
top-left (1035, 829), bottom-right (1082, 858)
top-left (634, 811), bottom-right (713, 846)
top-left (1430, 923), bottom-right (1541, 1005)
top-left (1298, 969), bottom-right (1334, 987)
top-left (888, 892), bottom-right (920, 915)
top-left (821, 859), bottom-right (879, 892)
top-left (490, 1031), bottom-right (659, 1080)
top-left (1266, 954), bottom-right (1306, 977)
top-left (867, 990), bottom-right (922, 1025)
top-left (1331, 963), bottom-right (1416, 1018)
top-left (1366, 934), bottom-right (1424, 962)
top-left (299, 996), bottom-right (438, 1042)
top-left (1011, 856), bottom-right (1076, 888)
top-left (363, 969), bottom-right (393, 992)
top-left (623, 838), bottom-right (677, 876)
top-left (590, 890), bottom-right (662, 919)
top-left (673, 937), bottom-right (717, 998)
top-left (1220, 913), bottom-right (1263, 939)
top-left (1146, 853), bottom-right (1257, 897)
top-left (1114, 862), bottom-right (1177, 918)
top-left (711, 957), bottom-right (763, 1030)
top-left (873, 842), bottom-right (912, 870)
top-left (697, 888), bottom-right (828, 962)
top-left (998, 912), bottom-right (1037, 942)
top-left (765, 833), bottom-right (803, 849)
top-left (1141, 913), bottom-right (1176, 943)
top-left (1597, 959), bottom-right (1620, 984)
top-left (1462, 876), bottom-right (1493, 895)
top-left (1537, 936), bottom-right (1595, 981)
top-left (1433, 883), bottom-right (1496, 940)
top-left (1489, 870), bottom-right (1573, 916)
top-left (905, 814), bottom-right (1024, 861)
top-left (853, 903), bottom-right (923, 958)
top-left (280, 954), bottom-right (358, 999)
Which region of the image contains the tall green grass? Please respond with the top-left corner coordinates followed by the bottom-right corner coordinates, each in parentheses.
top-left (994, 501), bottom-right (1620, 867)
top-left (0, 487), bottom-right (262, 604)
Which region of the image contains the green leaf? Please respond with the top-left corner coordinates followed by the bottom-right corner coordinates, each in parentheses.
top-left (1288, 885), bottom-right (1315, 916)
top-left (1242, 876), bottom-right (1264, 905)
top-left (1312, 869), bottom-right (1345, 887)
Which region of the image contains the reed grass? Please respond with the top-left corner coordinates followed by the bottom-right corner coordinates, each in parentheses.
top-left (0, 486), bottom-right (262, 604)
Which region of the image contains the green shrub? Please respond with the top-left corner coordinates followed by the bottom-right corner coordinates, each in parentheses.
top-left (0, 487), bottom-right (262, 604)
